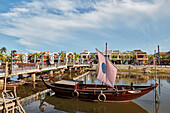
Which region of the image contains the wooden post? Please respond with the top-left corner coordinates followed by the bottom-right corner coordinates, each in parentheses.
top-left (154, 50), bottom-right (159, 103)
top-left (14, 86), bottom-right (26, 113)
top-left (49, 70), bottom-right (53, 76)
top-left (31, 73), bottom-right (36, 82)
top-left (4, 62), bottom-right (8, 94)
top-left (154, 50), bottom-right (157, 83)
top-left (61, 69), bottom-right (64, 74)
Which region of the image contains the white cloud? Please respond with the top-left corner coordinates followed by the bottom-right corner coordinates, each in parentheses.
top-left (0, 0), bottom-right (170, 52)
top-left (26, 49), bottom-right (41, 53)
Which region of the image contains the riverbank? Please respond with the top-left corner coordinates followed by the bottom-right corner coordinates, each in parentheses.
top-left (91, 64), bottom-right (170, 74)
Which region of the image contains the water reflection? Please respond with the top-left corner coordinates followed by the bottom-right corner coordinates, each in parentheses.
top-left (40, 95), bottom-right (147, 113)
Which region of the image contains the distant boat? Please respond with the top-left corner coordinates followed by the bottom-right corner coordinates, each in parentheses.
top-left (41, 49), bottom-right (158, 102)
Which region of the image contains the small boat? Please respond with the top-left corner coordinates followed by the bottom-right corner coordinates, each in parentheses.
top-left (6, 80), bottom-right (25, 89)
top-left (41, 48), bottom-right (158, 102)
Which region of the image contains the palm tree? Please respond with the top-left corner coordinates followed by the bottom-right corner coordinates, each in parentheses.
top-left (0, 47), bottom-right (7, 54)
top-left (0, 54), bottom-right (5, 61)
top-left (0, 47), bottom-right (7, 62)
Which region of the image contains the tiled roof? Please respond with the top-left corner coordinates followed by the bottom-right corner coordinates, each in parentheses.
top-left (159, 52), bottom-right (167, 55)
top-left (103, 50), bottom-right (112, 55)
top-left (133, 50), bottom-right (147, 54)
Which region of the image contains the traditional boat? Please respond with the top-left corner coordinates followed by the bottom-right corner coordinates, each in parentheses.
top-left (41, 49), bottom-right (158, 102)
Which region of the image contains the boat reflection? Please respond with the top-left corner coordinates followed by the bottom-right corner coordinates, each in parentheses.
top-left (40, 95), bottom-right (148, 113)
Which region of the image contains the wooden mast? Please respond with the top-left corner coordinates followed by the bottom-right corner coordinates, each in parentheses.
top-left (106, 42), bottom-right (108, 89)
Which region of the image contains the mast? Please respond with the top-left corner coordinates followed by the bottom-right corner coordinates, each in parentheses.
top-left (106, 42), bottom-right (108, 89)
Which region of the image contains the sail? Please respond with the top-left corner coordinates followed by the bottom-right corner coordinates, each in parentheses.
top-left (96, 49), bottom-right (117, 87)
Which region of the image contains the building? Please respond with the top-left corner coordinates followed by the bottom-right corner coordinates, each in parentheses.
top-left (80, 50), bottom-right (90, 61)
top-left (110, 50), bottom-right (122, 64)
top-left (133, 50), bottom-right (148, 65)
top-left (103, 50), bottom-right (112, 58)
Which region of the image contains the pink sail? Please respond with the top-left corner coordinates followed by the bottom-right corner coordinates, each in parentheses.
top-left (97, 50), bottom-right (106, 83)
top-left (97, 49), bottom-right (117, 87)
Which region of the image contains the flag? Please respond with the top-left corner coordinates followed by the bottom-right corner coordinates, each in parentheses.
top-left (96, 49), bottom-right (117, 87)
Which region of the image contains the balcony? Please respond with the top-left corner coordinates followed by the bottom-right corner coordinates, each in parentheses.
top-left (110, 58), bottom-right (121, 60)
top-left (137, 58), bottom-right (148, 61)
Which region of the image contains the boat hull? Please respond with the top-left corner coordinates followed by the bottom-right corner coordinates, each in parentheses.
top-left (50, 85), bottom-right (157, 102)
top-left (41, 77), bottom-right (158, 102)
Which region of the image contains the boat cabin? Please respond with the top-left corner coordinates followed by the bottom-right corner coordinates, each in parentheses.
top-left (52, 80), bottom-right (83, 89)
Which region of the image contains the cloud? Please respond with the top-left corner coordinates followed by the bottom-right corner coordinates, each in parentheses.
top-left (26, 49), bottom-right (41, 53)
top-left (0, 0), bottom-right (170, 52)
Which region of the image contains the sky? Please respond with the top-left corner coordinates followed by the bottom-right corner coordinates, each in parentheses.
top-left (0, 0), bottom-right (170, 54)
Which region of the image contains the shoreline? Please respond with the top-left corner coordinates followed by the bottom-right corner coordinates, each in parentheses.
top-left (91, 64), bottom-right (170, 74)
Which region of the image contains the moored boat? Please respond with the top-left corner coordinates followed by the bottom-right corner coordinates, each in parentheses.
top-left (41, 78), bottom-right (158, 102)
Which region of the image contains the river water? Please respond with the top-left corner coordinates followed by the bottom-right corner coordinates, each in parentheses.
top-left (20, 72), bottom-right (170, 113)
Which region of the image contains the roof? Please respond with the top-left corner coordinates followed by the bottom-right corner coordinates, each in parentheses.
top-left (133, 50), bottom-right (147, 54)
top-left (112, 50), bottom-right (120, 54)
top-left (103, 50), bottom-right (112, 55)
top-left (167, 51), bottom-right (170, 54)
top-left (159, 52), bottom-right (167, 55)
top-left (81, 50), bottom-right (90, 54)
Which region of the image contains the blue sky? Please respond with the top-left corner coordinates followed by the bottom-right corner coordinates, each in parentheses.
top-left (0, 0), bottom-right (170, 54)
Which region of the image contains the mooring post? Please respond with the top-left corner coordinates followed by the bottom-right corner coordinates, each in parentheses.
top-left (154, 50), bottom-right (160, 104)
top-left (31, 73), bottom-right (36, 82)
top-left (49, 70), bottom-right (53, 76)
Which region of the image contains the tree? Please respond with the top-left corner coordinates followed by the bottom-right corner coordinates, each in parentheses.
top-left (128, 51), bottom-right (134, 63)
top-left (18, 54), bottom-right (23, 62)
top-left (121, 51), bottom-right (134, 64)
top-left (0, 47), bottom-right (7, 54)
top-left (33, 53), bottom-right (41, 60)
top-left (0, 47), bottom-right (7, 62)
top-left (59, 51), bottom-right (66, 60)
top-left (122, 52), bottom-right (127, 63)
top-left (74, 52), bottom-right (77, 61)
top-left (89, 53), bottom-right (96, 60)
top-left (148, 54), bottom-right (154, 65)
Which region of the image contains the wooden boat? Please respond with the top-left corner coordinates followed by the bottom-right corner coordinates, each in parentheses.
top-left (41, 47), bottom-right (158, 102)
top-left (6, 80), bottom-right (25, 89)
top-left (41, 78), bottom-right (158, 102)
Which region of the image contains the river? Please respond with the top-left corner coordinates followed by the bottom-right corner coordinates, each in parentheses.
top-left (17, 72), bottom-right (170, 113)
